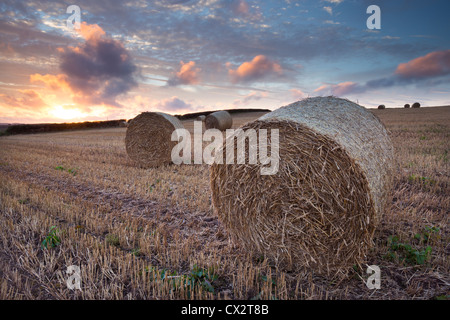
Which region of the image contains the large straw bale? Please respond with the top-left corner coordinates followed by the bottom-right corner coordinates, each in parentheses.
top-left (125, 112), bottom-right (184, 168)
top-left (210, 96), bottom-right (394, 276)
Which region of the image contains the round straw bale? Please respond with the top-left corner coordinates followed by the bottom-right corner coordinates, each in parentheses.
top-left (205, 110), bottom-right (233, 131)
top-left (404, 104), bottom-right (410, 108)
top-left (125, 112), bottom-right (185, 168)
top-left (210, 96), bottom-right (394, 276)
top-left (197, 115), bottom-right (206, 121)
top-left (378, 104), bottom-right (385, 109)
top-left (412, 102), bottom-right (421, 108)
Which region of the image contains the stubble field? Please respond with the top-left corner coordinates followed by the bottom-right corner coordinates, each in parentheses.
top-left (0, 107), bottom-right (448, 300)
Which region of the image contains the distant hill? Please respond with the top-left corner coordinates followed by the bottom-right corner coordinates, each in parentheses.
top-left (175, 108), bottom-right (271, 120)
top-left (1, 109), bottom-right (271, 136)
top-left (3, 119), bottom-right (127, 136)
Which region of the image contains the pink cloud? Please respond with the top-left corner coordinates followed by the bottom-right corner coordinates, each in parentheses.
top-left (0, 90), bottom-right (48, 111)
top-left (168, 61), bottom-right (201, 86)
top-left (228, 55), bottom-right (282, 83)
top-left (77, 22), bottom-right (106, 41)
top-left (232, 91), bottom-right (268, 106)
top-left (231, 0), bottom-right (250, 15)
top-left (314, 81), bottom-right (364, 96)
top-left (30, 73), bottom-right (71, 92)
top-left (290, 88), bottom-right (306, 100)
top-left (395, 50), bottom-right (450, 79)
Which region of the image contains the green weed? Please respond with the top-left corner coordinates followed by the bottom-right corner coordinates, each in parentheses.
top-left (41, 226), bottom-right (61, 249)
top-left (105, 234), bottom-right (120, 247)
top-left (55, 165), bottom-right (77, 176)
top-left (384, 234), bottom-right (433, 265)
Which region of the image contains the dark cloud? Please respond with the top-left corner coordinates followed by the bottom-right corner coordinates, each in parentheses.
top-left (59, 23), bottom-right (138, 107)
top-left (155, 96), bottom-right (192, 111)
top-left (365, 77), bottom-right (397, 89)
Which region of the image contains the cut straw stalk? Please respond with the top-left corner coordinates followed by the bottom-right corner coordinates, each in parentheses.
top-left (210, 96), bottom-right (394, 276)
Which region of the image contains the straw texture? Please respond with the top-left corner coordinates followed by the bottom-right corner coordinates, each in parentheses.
top-left (210, 96), bottom-right (394, 276)
top-left (125, 112), bottom-right (185, 168)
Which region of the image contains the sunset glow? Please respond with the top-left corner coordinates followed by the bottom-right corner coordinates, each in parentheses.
top-left (50, 106), bottom-right (86, 120)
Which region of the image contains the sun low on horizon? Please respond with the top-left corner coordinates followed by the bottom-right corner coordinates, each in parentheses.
top-left (0, 0), bottom-right (449, 124)
top-left (50, 105), bottom-right (87, 120)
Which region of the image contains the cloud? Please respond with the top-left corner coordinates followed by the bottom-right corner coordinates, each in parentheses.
top-left (228, 55), bottom-right (282, 83)
top-left (154, 96), bottom-right (192, 112)
top-left (232, 91), bottom-right (268, 106)
top-left (314, 81), bottom-right (365, 96)
top-left (313, 50), bottom-right (450, 97)
top-left (77, 22), bottom-right (106, 40)
top-left (228, 0), bottom-right (250, 16)
top-left (30, 74), bottom-right (71, 92)
top-left (323, 6), bottom-right (333, 15)
top-left (168, 60), bottom-right (201, 86)
top-left (51, 22), bottom-right (138, 107)
top-left (395, 50), bottom-right (450, 79)
top-left (290, 88), bottom-right (307, 100)
top-left (0, 90), bottom-right (48, 111)
top-left (219, 0), bottom-right (262, 20)
top-left (365, 77), bottom-right (397, 89)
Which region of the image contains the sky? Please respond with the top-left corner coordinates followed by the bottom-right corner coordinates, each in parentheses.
top-left (0, 0), bottom-right (449, 124)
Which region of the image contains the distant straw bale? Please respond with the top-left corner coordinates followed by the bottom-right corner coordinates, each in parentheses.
top-left (210, 96), bottom-right (394, 276)
top-left (205, 111), bottom-right (233, 131)
top-left (125, 112), bottom-right (184, 168)
top-left (412, 102), bottom-right (421, 108)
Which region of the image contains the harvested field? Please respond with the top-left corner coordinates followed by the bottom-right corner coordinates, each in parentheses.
top-left (0, 107), bottom-right (448, 300)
